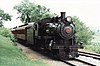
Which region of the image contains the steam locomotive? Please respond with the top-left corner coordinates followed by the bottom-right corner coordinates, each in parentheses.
top-left (11, 12), bottom-right (79, 59)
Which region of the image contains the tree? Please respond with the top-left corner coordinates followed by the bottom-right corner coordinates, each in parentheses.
top-left (14, 0), bottom-right (93, 45)
top-left (73, 16), bottom-right (94, 45)
top-left (0, 9), bottom-right (11, 27)
top-left (13, 0), bottom-right (56, 24)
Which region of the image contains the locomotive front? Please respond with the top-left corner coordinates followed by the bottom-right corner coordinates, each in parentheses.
top-left (37, 12), bottom-right (78, 59)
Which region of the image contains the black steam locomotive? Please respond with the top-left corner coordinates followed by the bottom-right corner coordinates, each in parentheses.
top-left (11, 12), bottom-right (79, 59)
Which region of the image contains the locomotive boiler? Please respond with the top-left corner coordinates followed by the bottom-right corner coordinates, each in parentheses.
top-left (11, 12), bottom-right (79, 59)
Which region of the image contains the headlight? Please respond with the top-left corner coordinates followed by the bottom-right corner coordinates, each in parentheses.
top-left (65, 27), bottom-right (71, 33)
top-left (67, 16), bottom-right (72, 22)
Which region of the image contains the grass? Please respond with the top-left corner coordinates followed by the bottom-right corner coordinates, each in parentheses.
top-left (91, 35), bottom-right (100, 43)
top-left (84, 34), bottom-right (100, 54)
top-left (85, 44), bottom-right (100, 54)
top-left (0, 35), bottom-right (48, 66)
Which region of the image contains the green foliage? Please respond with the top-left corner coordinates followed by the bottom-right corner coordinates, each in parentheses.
top-left (0, 27), bottom-right (15, 42)
top-left (0, 35), bottom-right (48, 66)
top-left (0, 9), bottom-right (11, 27)
top-left (73, 16), bottom-right (94, 45)
top-left (85, 43), bottom-right (100, 54)
top-left (13, 0), bottom-right (56, 24)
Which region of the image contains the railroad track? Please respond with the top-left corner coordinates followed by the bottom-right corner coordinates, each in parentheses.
top-left (58, 51), bottom-right (100, 66)
top-left (59, 59), bottom-right (96, 66)
top-left (78, 51), bottom-right (100, 60)
top-left (16, 43), bottom-right (98, 66)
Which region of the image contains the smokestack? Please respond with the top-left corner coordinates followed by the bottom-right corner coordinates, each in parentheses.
top-left (61, 12), bottom-right (66, 21)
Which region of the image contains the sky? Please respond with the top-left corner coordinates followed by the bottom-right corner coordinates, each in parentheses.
top-left (0, 0), bottom-right (100, 29)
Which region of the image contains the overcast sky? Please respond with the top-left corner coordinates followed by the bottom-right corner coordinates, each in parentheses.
top-left (0, 0), bottom-right (100, 28)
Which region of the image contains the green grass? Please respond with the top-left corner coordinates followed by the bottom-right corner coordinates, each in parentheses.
top-left (0, 35), bottom-right (48, 66)
top-left (85, 44), bottom-right (100, 54)
top-left (84, 34), bottom-right (100, 54)
top-left (91, 35), bottom-right (100, 43)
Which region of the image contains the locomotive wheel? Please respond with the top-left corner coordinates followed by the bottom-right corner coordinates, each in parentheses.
top-left (51, 49), bottom-right (69, 60)
top-left (58, 49), bottom-right (70, 60)
top-left (25, 43), bottom-right (30, 47)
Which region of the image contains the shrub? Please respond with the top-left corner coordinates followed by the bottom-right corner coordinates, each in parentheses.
top-left (73, 16), bottom-right (94, 45)
top-left (85, 43), bottom-right (100, 54)
top-left (0, 27), bottom-right (16, 42)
